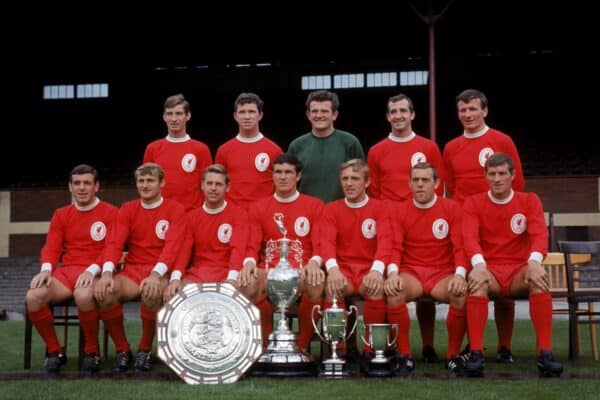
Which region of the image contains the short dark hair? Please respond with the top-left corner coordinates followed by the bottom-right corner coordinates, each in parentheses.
top-left (273, 153), bottom-right (303, 174)
top-left (164, 94), bottom-right (190, 113)
top-left (234, 92), bottom-right (264, 113)
top-left (70, 164), bottom-right (99, 183)
top-left (484, 152), bottom-right (515, 173)
top-left (456, 89), bottom-right (488, 109)
top-left (202, 164), bottom-right (230, 185)
top-left (412, 162), bottom-right (438, 181)
top-left (305, 90), bottom-right (340, 112)
top-left (387, 94), bottom-right (414, 113)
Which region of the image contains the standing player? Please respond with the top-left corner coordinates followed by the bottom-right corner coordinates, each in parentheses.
top-left (319, 159), bottom-right (392, 372)
top-left (238, 153), bottom-right (325, 351)
top-left (385, 163), bottom-right (467, 376)
top-left (164, 164), bottom-right (249, 299)
top-left (367, 93), bottom-right (445, 363)
top-left (26, 164), bottom-right (117, 374)
top-left (288, 90), bottom-right (364, 203)
top-left (144, 93), bottom-right (212, 211)
top-left (94, 163), bottom-right (188, 373)
top-left (215, 92), bottom-right (283, 209)
top-left (443, 89), bottom-right (525, 362)
top-left (462, 153), bottom-right (562, 377)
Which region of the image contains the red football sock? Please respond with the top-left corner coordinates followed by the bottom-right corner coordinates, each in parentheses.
top-left (529, 292), bottom-right (553, 354)
top-left (256, 295), bottom-right (273, 344)
top-left (138, 305), bottom-right (157, 351)
top-left (297, 297), bottom-right (321, 351)
top-left (99, 305), bottom-right (130, 353)
top-left (386, 304), bottom-right (411, 356)
top-left (362, 298), bottom-right (386, 352)
top-left (29, 306), bottom-right (62, 354)
top-left (446, 305), bottom-right (466, 359)
top-left (494, 298), bottom-right (515, 351)
top-left (416, 300), bottom-right (436, 348)
top-left (78, 307), bottom-right (99, 354)
top-left (466, 296), bottom-right (488, 352)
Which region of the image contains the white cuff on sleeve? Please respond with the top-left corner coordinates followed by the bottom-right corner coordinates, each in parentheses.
top-left (370, 260), bottom-right (385, 274)
top-left (309, 255), bottom-right (323, 266)
top-left (325, 258), bottom-right (339, 272)
top-left (170, 270), bottom-right (182, 282)
top-left (387, 263), bottom-right (399, 274)
top-left (40, 262), bottom-right (52, 272)
top-left (227, 270), bottom-right (239, 281)
top-left (102, 261), bottom-right (115, 273)
top-left (86, 264), bottom-right (101, 277)
top-left (455, 266), bottom-right (467, 279)
top-left (243, 257), bottom-right (256, 267)
top-left (529, 252), bottom-right (544, 263)
top-left (152, 262), bottom-right (168, 277)
top-left (471, 254), bottom-right (485, 267)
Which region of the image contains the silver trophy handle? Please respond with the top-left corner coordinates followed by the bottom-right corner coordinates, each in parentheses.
top-left (344, 305), bottom-right (359, 341)
top-left (311, 305), bottom-right (327, 342)
top-left (388, 323), bottom-right (399, 347)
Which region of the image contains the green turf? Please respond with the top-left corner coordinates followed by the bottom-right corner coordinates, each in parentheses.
top-left (1, 319), bottom-right (599, 399)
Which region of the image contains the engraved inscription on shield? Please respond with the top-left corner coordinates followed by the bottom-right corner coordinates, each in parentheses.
top-left (157, 283), bottom-right (262, 384)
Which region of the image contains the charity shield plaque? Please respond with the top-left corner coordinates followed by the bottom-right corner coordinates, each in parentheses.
top-left (157, 283), bottom-right (262, 384)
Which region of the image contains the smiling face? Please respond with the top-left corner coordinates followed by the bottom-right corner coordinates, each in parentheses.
top-left (387, 99), bottom-right (415, 137)
top-left (69, 173), bottom-right (98, 207)
top-left (136, 172), bottom-right (164, 204)
top-left (457, 98), bottom-right (488, 133)
top-left (306, 100), bottom-right (338, 136)
top-left (201, 172), bottom-right (229, 208)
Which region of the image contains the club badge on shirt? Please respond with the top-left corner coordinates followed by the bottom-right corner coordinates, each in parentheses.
top-left (411, 152), bottom-right (427, 166)
top-left (510, 213), bottom-right (527, 234)
top-left (432, 218), bottom-right (449, 239)
top-left (181, 153), bottom-right (197, 173)
top-left (155, 219), bottom-right (170, 240)
top-left (90, 221), bottom-right (107, 241)
top-left (254, 152), bottom-right (270, 172)
top-left (218, 223), bottom-right (233, 243)
top-left (294, 217), bottom-right (310, 237)
top-left (361, 218), bottom-right (377, 239)
top-left (478, 147), bottom-right (494, 167)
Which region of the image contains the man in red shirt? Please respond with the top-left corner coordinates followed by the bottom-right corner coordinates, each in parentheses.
top-left (320, 159), bottom-right (392, 373)
top-left (462, 153), bottom-right (562, 376)
top-left (443, 89), bottom-right (525, 363)
top-left (25, 164), bottom-right (117, 374)
top-left (143, 94), bottom-right (212, 211)
top-left (385, 162), bottom-right (467, 376)
top-left (215, 92), bottom-right (283, 209)
top-left (238, 153), bottom-right (325, 351)
top-left (164, 164), bottom-right (249, 299)
top-left (367, 93), bottom-right (445, 363)
top-left (93, 163), bottom-right (188, 373)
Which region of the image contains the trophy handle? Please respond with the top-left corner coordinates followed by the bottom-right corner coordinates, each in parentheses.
top-left (311, 305), bottom-right (327, 342)
top-left (388, 323), bottom-right (399, 347)
top-left (344, 305), bottom-right (359, 341)
top-left (359, 324), bottom-right (369, 347)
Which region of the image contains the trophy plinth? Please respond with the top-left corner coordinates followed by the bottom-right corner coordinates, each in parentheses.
top-left (251, 214), bottom-right (317, 377)
top-left (361, 323), bottom-right (398, 377)
top-left (312, 297), bottom-right (358, 378)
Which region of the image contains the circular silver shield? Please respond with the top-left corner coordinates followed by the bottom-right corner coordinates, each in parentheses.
top-left (157, 283), bottom-right (262, 384)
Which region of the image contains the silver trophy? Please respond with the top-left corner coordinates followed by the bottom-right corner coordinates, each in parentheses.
top-left (360, 323), bottom-right (398, 377)
top-left (252, 213), bottom-right (317, 376)
top-left (311, 297), bottom-right (358, 378)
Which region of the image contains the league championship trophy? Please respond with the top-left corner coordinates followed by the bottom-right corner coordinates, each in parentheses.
top-left (360, 323), bottom-right (398, 377)
top-left (251, 213), bottom-right (317, 376)
top-left (311, 297), bottom-right (358, 378)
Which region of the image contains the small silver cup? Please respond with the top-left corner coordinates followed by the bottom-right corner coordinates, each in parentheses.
top-left (360, 323), bottom-right (398, 377)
